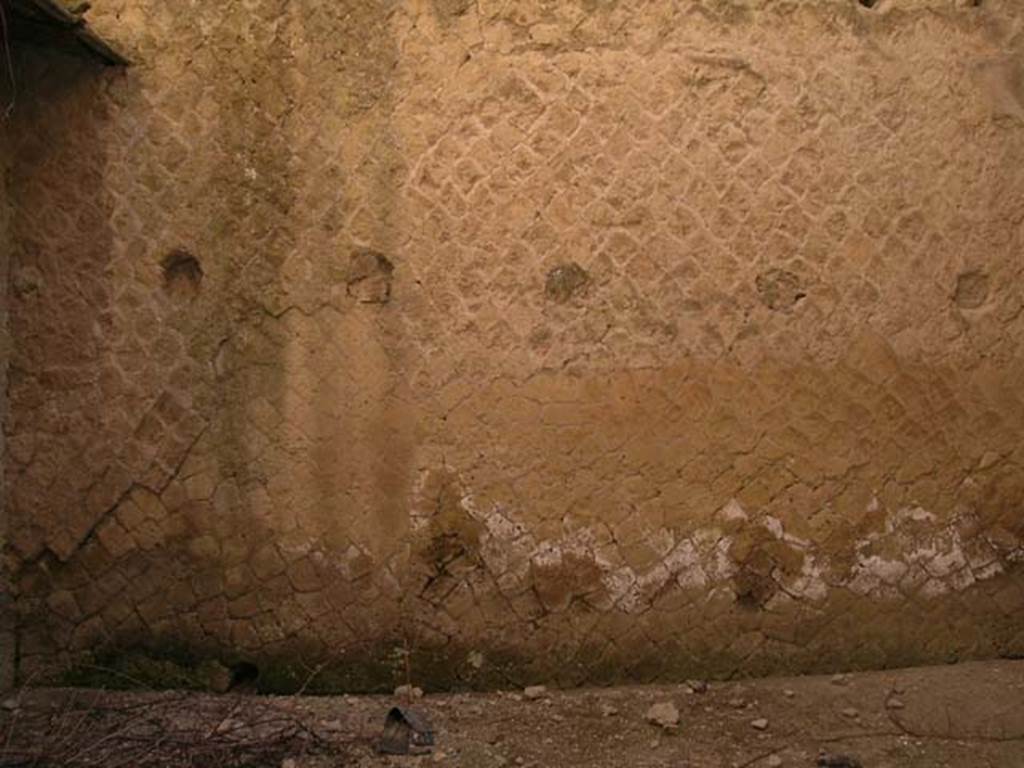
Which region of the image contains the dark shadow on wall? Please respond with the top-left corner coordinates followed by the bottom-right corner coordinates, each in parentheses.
top-left (0, 52), bottom-right (14, 693)
top-left (4, 45), bottom-right (129, 682)
top-left (302, 0), bottom-right (416, 636)
top-left (3, 0), bottom-right (418, 689)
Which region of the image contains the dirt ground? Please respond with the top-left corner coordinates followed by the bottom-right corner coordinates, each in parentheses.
top-left (2, 660), bottom-right (1024, 768)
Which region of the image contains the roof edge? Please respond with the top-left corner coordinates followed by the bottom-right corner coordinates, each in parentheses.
top-left (7, 0), bottom-right (129, 66)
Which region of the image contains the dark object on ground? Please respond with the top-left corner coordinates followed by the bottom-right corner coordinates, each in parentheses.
top-left (378, 707), bottom-right (435, 755)
top-left (228, 661), bottom-right (260, 693)
top-left (818, 754), bottom-right (863, 768)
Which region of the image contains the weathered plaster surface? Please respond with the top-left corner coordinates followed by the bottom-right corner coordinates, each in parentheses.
top-left (4, 0), bottom-right (1024, 689)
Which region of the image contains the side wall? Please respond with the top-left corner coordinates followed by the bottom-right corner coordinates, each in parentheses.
top-left (5, 0), bottom-right (1024, 690)
top-left (0, 78), bottom-right (12, 692)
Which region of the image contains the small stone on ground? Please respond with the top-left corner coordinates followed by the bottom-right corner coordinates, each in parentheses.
top-left (645, 701), bottom-right (681, 730)
top-left (686, 679), bottom-right (709, 694)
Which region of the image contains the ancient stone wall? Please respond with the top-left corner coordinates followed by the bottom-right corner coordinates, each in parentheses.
top-left (0, 80), bottom-right (12, 691)
top-left (4, 0), bottom-right (1024, 690)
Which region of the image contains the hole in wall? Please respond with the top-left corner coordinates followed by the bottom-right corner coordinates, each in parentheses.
top-left (858, 0), bottom-right (879, 8)
top-left (228, 661), bottom-right (260, 692)
top-left (347, 248), bottom-right (395, 304)
top-left (755, 268), bottom-right (806, 312)
top-left (161, 248), bottom-right (203, 301)
top-left (545, 262), bottom-right (589, 304)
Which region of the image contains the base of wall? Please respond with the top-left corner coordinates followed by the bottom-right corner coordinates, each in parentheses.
top-left (20, 567), bottom-right (1024, 694)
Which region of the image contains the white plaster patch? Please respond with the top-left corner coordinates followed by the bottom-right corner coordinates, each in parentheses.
top-left (719, 498), bottom-right (748, 522)
top-left (531, 541), bottom-right (562, 568)
top-left (976, 561), bottom-right (1004, 580)
top-left (445, 470), bottom-right (1012, 614)
top-left (483, 507), bottom-right (527, 541)
top-left (645, 527), bottom-right (676, 559)
top-left (787, 555), bottom-right (828, 602)
top-left (279, 540), bottom-right (314, 559)
top-left (655, 537), bottom-right (706, 589)
top-left (762, 515), bottom-right (784, 540)
top-left (857, 555), bottom-right (908, 587)
top-left (409, 469), bottom-right (435, 532)
top-left (663, 538), bottom-right (700, 573)
top-left (708, 537), bottom-right (738, 582)
top-left (460, 492), bottom-right (480, 517)
top-left (926, 546), bottom-right (968, 579)
top-left (921, 578), bottom-right (946, 598)
top-left (893, 506), bottom-right (936, 528)
top-left (604, 566), bottom-right (639, 610)
top-left (949, 567), bottom-right (976, 592)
